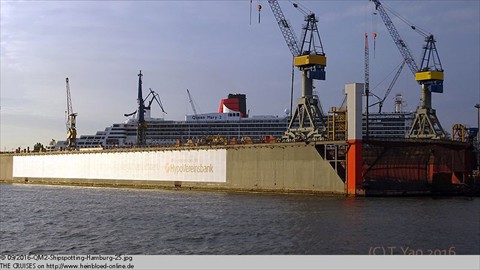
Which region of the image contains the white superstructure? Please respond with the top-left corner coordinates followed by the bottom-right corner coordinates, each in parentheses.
top-left (53, 94), bottom-right (414, 150)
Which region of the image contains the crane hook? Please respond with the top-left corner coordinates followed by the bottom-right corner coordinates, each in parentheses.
top-left (258, 4), bottom-right (262, 24)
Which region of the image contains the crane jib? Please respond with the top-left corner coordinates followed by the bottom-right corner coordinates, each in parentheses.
top-left (267, 0), bottom-right (301, 57)
top-left (371, 0), bottom-right (419, 75)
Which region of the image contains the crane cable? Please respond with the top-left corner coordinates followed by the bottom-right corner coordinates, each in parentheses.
top-left (371, 60), bottom-right (405, 92)
top-left (382, 2), bottom-right (430, 37)
top-left (288, 0), bottom-right (312, 16)
top-left (249, 0), bottom-right (252, 25)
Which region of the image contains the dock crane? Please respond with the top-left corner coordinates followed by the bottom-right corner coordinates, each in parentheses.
top-left (136, 71), bottom-right (146, 146)
top-left (369, 60), bottom-right (406, 113)
top-left (365, 32), bottom-right (370, 137)
top-left (186, 89), bottom-right (199, 120)
top-left (124, 71), bottom-right (166, 146)
top-left (370, 0), bottom-right (445, 139)
top-left (146, 88), bottom-right (167, 116)
top-left (65, 78), bottom-right (77, 150)
top-left (267, 0), bottom-right (327, 141)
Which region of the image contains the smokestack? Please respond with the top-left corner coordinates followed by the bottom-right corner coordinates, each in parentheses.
top-left (218, 93), bottom-right (248, 118)
top-left (394, 94), bottom-right (403, 113)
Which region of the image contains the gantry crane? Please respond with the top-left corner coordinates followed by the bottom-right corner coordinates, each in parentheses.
top-left (65, 78), bottom-right (77, 150)
top-left (268, 0), bottom-right (326, 141)
top-left (371, 0), bottom-right (445, 139)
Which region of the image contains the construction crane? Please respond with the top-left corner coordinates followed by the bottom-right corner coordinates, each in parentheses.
top-left (124, 72), bottom-right (167, 146)
top-left (146, 88), bottom-right (167, 115)
top-left (370, 0), bottom-right (445, 139)
top-left (186, 89), bottom-right (198, 120)
top-left (65, 77), bottom-right (77, 150)
top-left (124, 88), bottom-right (166, 118)
top-left (364, 32), bottom-right (370, 138)
top-left (370, 60), bottom-right (406, 113)
top-left (268, 0), bottom-right (326, 141)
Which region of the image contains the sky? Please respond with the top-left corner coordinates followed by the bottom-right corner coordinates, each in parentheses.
top-left (1, 0), bottom-right (479, 150)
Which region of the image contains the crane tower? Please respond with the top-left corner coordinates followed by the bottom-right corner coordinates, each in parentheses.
top-left (136, 71), bottom-right (147, 146)
top-left (268, 0), bottom-right (327, 141)
top-left (371, 0), bottom-right (445, 139)
top-left (65, 78), bottom-right (77, 150)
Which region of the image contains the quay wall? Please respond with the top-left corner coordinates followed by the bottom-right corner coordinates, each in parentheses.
top-left (0, 155), bottom-right (13, 181)
top-left (0, 143), bottom-right (346, 194)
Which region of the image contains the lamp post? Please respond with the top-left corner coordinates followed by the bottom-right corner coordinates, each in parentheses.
top-left (476, 104), bottom-right (480, 141)
top-left (475, 103), bottom-right (480, 171)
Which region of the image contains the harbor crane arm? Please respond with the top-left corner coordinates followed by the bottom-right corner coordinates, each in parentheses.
top-left (186, 89), bottom-right (199, 119)
top-left (369, 60), bottom-right (405, 113)
top-left (370, 0), bottom-right (418, 75)
top-left (147, 88), bottom-right (167, 114)
top-left (66, 78), bottom-right (73, 124)
top-left (371, 0), bottom-right (444, 91)
top-left (124, 110), bottom-right (137, 117)
top-left (267, 0), bottom-right (301, 57)
top-left (125, 88), bottom-right (166, 117)
top-left (382, 60), bottom-right (405, 108)
top-left (267, 0), bottom-right (326, 72)
top-left (124, 88), bottom-right (167, 117)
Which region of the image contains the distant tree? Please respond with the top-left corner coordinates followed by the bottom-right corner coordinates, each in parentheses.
top-left (33, 142), bottom-right (45, 152)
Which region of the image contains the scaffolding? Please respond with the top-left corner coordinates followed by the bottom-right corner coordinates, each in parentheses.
top-left (327, 107), bottom-right (347, 141)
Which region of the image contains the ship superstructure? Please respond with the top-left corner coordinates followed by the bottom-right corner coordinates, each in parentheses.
top-left (70, 94), bottom-right (413, 149)
top-left (74, 94), bottom-right (289, 149)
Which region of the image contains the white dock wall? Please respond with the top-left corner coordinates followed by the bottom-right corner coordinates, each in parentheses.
top-left (13, 149), bottom-right (227, 183)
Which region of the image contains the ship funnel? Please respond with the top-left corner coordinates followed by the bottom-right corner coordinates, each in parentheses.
top-left (394, 94), bottom-right (403, 113)
top-left (218, 93), bottom-right (248, 118)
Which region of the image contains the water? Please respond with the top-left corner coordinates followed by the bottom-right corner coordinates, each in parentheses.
top-left (1, 184), bottom-right (479, 255)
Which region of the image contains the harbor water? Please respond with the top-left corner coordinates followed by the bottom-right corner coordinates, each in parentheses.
top-left (1, 184), bottom-right (479, 255)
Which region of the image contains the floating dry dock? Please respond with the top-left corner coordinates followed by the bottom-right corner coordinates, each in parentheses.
top-left (1, 140), bottom-right (474, 196)
top-left (0, 83), bottom-right (475, 196)
top-left (1, 142), bottom-right (348, 194)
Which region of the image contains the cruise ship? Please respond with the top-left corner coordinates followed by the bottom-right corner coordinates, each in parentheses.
top-left (58, 92), bottom-right (413, 150)
top-left (73, 93), bottom-right (290, 149)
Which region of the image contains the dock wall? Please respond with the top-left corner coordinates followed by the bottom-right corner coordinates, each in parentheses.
top-left (0, 155), bottom-right (13, 181)
top-left (226, 144), bottom-right (345, 193)
top-left (0, 143), bottom-right (346, 195)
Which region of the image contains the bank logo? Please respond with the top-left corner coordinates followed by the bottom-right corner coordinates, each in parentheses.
top-left (164, 163), bottom-right (214, 174)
